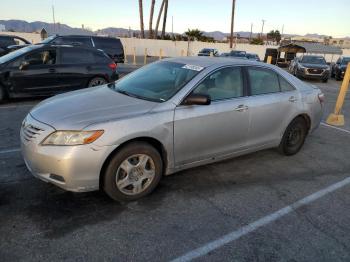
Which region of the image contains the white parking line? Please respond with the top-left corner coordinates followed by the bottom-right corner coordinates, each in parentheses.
top-left (0, 148), bottom-right (21, 155)
top-left (321, 122), bottom-right (350, 134)
top-left (171, 176), bottom-right (350, 262)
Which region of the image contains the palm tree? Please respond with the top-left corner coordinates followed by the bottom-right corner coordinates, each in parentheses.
top-left (149, 0), bottom-right (156, 38)
top-left (230, 0), bottom-right (236, 48)
top-left (138, 0), bottom-right (145, 38)
top-left (185, 29), bottom-right (203, 41)
top-left (154, 0), bottom-right (165, 39)
top-left (161, 0), bottom-right (169, 39)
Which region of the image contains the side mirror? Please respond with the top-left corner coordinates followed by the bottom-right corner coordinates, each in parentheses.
top-left (182, 93), bottom-right (211, 106)
top-left (19, 61), bottom-right (29, 70)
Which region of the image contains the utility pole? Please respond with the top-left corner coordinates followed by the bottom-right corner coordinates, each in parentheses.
top-left (260, 19), bottom-right (266, 39)
top-left (281, 24), bottom-right (284, 35)
top-left (230, 0), bottom-right (236, 49)
top-left (52, 5), bottom-right (56, 33)
top-left (249, 23), bottom-right (253, 41)
top-left (172, 16), bottom-right (174, 40)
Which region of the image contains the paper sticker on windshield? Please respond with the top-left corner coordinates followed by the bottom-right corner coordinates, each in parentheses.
top-left (182, 64), bottom-right (204, 72)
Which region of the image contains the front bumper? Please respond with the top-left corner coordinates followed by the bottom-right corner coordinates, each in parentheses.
top-left (297, 68), bottom-right (330, 80)
top-left (20, 114), bottom-right (117, 192)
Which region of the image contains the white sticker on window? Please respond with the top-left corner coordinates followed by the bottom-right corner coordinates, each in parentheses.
top-left (182, 64), bottom-right (204, 72)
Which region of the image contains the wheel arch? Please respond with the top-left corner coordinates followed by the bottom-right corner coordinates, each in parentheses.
top-left (99, 136), bottom-right (168, 189)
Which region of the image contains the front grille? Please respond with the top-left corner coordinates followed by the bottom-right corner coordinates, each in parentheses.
top-left (22, 124), bottom-right (45, 142)
top-left (307, 68), bottom-right (324, 74)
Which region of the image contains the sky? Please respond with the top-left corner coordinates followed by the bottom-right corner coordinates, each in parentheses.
top-left (1, 0), bottom-right (349, 37)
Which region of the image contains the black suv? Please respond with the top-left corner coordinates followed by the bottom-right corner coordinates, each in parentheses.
top-left (0, 35), bottom-right (31, 56)
top-left (41, 35), bottom-right (125, 63)
top-left (0, 44), bottom-right (118, 101)
top-left (290, 55), bottom-right (330, 82)
top-left (331, 56), bottom-right (350, 81)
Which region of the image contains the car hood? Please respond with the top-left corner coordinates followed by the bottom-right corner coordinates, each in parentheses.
top-left (30, 85), bottom-right (158, 130)
top-left (300, 63), bottom-right (329, 69)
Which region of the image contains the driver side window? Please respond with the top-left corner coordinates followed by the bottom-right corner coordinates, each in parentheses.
top-left (193, 67), bottom-right (243, 101)
top-left (23, 50), bottom-right (57, 66)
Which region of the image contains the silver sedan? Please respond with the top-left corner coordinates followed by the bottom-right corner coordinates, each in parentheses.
top-left (21, 57), bottom-right (324, 201)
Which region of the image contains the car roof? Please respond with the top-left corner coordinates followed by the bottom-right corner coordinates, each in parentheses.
top-left (164, 56), bottom-right (263, 68)
top-left (52, 35), bottom-right (120, 40)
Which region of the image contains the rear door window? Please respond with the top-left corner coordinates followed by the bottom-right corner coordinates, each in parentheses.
top-left (60, 48), bottom-right (94, 64)
top-left (279, 76), bottom-right (295, 92)
top-left (248, 67), bottom-right (280, 95)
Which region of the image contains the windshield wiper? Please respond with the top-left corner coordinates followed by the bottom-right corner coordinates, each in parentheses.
top-left (116, 88), bottom-right (163, 103)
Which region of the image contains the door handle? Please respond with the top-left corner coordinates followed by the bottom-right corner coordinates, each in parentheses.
top-left (48, 68), bottom-right (56, 73)
top-left (234, 105), bottom-right (248, 112)
top-left (288, 96), bottom-right (298, 102)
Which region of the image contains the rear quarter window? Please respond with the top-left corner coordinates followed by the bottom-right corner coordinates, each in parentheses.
top-left (93, 37), bottom-right (122, 49)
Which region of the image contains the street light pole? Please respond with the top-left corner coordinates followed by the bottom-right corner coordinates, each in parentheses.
top-left (230, 0), bottom-right (236, 49)
top-left (261, 19), bottom-right (266, 39)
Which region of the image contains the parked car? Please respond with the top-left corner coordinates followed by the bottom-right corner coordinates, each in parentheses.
top-left (21, 57), bottom-right (324, 201)
top-left (41, 35), bottom-right (125, 63)
top-left (290, 55), bottom-right (330, 82)
top-left (246, 53), bottom-right (260, 61)
top-left (0, 44), bottom-right (118, 101)
top-left (331, 56), bottom-right (350, 81)
top-left (198, 48), bottom-right (219, 56)
top-left (0, 35), bottom-right (31, 56)
top-left (221, 50), bottom-right (247, 59)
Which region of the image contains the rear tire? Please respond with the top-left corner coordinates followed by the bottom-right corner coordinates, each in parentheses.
top-left (103, 142), bottom-right (163, 202)
top-left (278, 117), bottom-right (308, 156)
top-left (88, 77), bottom-right (107, 87)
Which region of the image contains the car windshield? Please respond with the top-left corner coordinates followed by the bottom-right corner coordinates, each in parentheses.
top-left (342, 58), bottom-right (350, 65)
top-left (200, 49), bottom-right (212, 53)
top-left (301, 56), bottom-right (326, 64)
top-left (0, 45), bottom-right (39, 64)
top-left (40, 35), bottom-right (56, 44)
top-left (111, 61), bottom-right (203, 102)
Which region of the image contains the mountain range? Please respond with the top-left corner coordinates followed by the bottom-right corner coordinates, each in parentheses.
top-left (0, 19), bottom-right (347, 40)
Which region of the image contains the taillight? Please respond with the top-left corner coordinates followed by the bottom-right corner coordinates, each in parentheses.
top-left (318, 93), bottom-right (325, 104)
top-left (108, 62), bottom-right (117, 71)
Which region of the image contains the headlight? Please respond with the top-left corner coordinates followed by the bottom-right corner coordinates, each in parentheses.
top-left (42, 130), bottom-right (104, 146)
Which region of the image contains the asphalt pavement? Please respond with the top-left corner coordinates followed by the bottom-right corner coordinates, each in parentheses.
top-left (1, 76), bottom-right (350, 261)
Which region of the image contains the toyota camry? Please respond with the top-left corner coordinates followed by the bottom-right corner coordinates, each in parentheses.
top-left (21, 57), bottom-right (324, 201)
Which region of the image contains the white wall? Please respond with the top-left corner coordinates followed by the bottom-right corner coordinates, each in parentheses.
top-left (120, 37), bottom-right (276, 60)
top-left (1, 32), bottom-right (349, 62)
top-left (0, 31), bottom-right (42, 44)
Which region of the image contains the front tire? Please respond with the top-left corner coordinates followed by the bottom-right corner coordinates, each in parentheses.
top-left (88, 77), bottom-right (107, 87)
top-left (278, 117), bottom-right (308, 156)
top-left (103, 142), bottom-right (163, 202)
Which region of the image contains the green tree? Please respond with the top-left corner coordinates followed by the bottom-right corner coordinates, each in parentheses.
top-left (185, 29), bottom-right (203, 41)
top-left (250, 38), bottom-right (264, 45)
